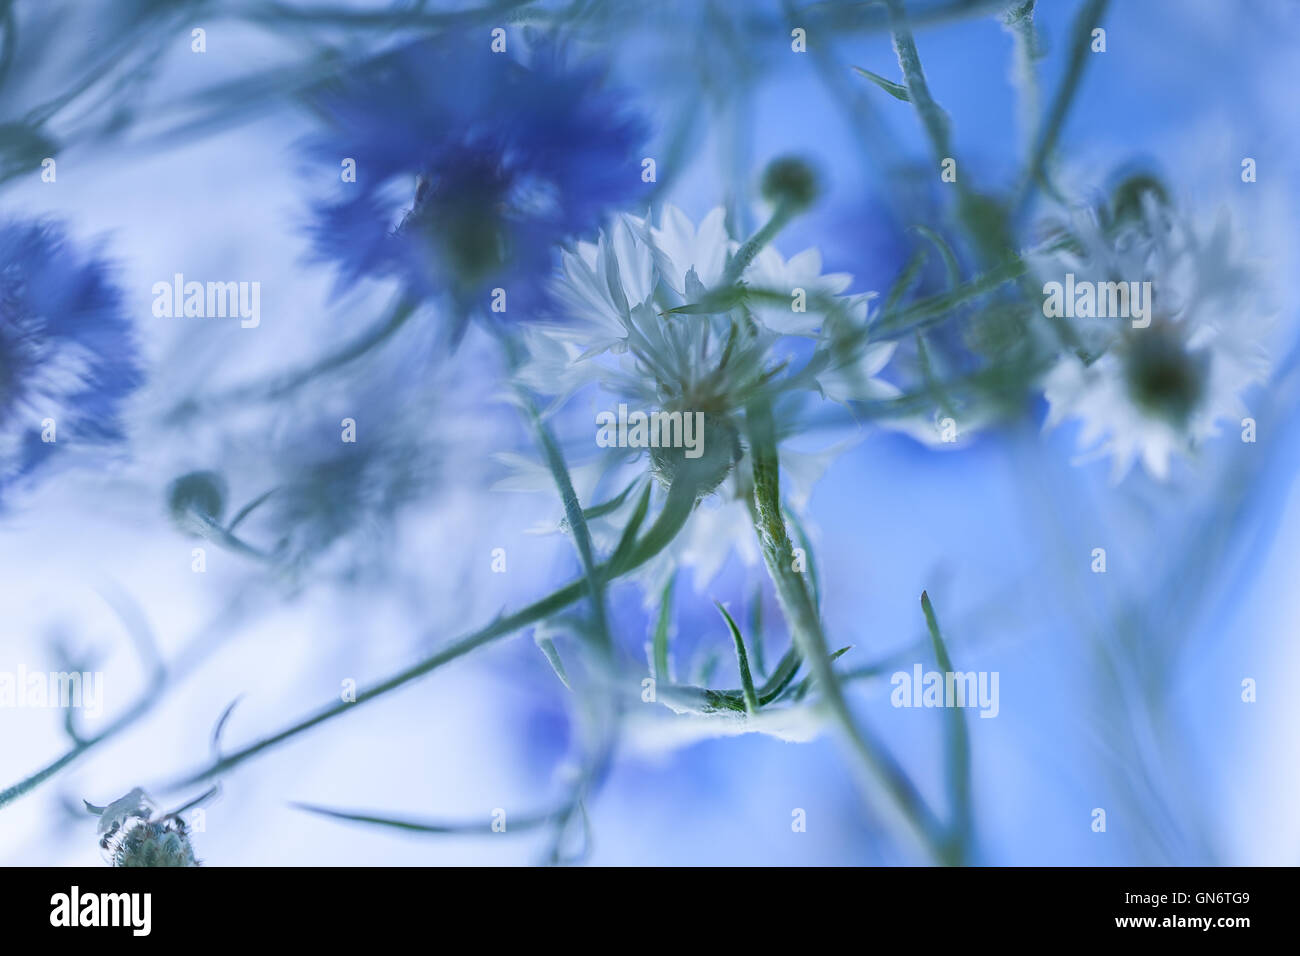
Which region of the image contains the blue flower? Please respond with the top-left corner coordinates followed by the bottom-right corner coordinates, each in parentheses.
top-left (303, 35), bottom-right (649, 334)
top-left (0, 219), bottom-right (140, 497)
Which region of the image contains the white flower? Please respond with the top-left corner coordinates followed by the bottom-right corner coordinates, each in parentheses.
top-left (818, 336), bottom-right (900, 404)
top-left (746, 246), bottom-right (852, 336)
top-left (647, 205), bottom-right (730, 295)
top-left (813, 295), bottom-right (983, 449)
top-left (1038, 201), bottom-right (1271, 481)
top-left (528, 204), bottom-right (896, 414)
top-left (515, 204), bottom-right (903, 591)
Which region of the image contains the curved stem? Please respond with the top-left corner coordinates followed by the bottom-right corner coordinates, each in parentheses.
top-left (0, 589), bottom-right (258, 810)
top-left (495, 328), bottom-right (611, 652)
top-left (161, 478), bottom-right (698, 792)
top-left (168, 295), bottom-right (417, 422)
top-left (744, 396), bottom-right (951, 862)
top-left (1014, 0), bottom-right (1112, 216)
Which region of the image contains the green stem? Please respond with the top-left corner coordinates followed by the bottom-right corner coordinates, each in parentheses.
top-left (745, 396), bottom-right (950, 861)
top-left (652, 577), bottom-right (675, 681)
top-left (162, 479), bottom-right (699, 792)
top-left (498, 330), bottom-right (611, 652)
top-left (883, 0), bottom-right (953, 163)
top-left (921, 591), bottom-right (973, 862)
top-left (724, 200), bottom-right (795, 284)
top-left (1014, 0), bottom-right (1111, 215)
top-left (1001, 1), bottom-right (1041, 167)
top-left (885, 0), bottom-right (1084, 358)
top-left (169, 295), bottom-right (417, 422)
top-left (0, 589), bottom-right (259, 810)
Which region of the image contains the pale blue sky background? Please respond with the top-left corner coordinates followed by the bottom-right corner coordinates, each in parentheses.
top-left (2, 0), bottom-right (1297, 865)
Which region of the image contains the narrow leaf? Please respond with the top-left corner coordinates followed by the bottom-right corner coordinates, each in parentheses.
top-left (294, 803), bottom-right (560, 834)
top-left (852, 65), bottom-right (911, 101)
top-left (910, 224), bottom-right (962, 290)
top-left (883, 247), bottom-right (929, 313)
top-left (653, 576), bottom-right (675, 681)
top-left (920, 590), bottom-right (973, 860)
top-left (535, 636), bottom-right (571, 691)
top-left (580, 475), bottom-right (643, 522)
top-left (758, 645), bottom-right (802, 701)
top-left (715, 601), bottom-right (759, 713)
top-left (789, 646), bottom-right (853, 702)
top-left (748, 585), bottom-right (766, 678)
top-left (609, 481), bottom-right (653, 571)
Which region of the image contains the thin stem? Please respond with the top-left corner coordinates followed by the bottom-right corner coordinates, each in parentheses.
top-left (724, 200), bottom-right (796, 284)
top-left (883, 0), bottom-right (953, 163)
top-left (169, 295), bottom-right (417, 422)
top-left (921, 590), bottom-right (974, 862)
top-left (884, 0), bottom-right (1085, 357)
top-left (1001, 1), bottom-right (1041, 166)
top-left (160, 478), bottom-right (699, 792)
top-left (1014, 0), bottom-right (1111, 216)
top-left (497, 329), bottom-right (611, 651)
top-left (652, 577), bottom-right (675, 681)
top-left (745, 396), bottom-right (950, 861)
top-left (0, 589), bottom-right (258, 810)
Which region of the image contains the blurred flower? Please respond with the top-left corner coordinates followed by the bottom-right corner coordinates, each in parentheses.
top-left (302, 35), bottom-right (648, 337)
top-left (1036, 193), bottom-right (1271, 481)
top-left (0, 219), bottom-right (139, 500)
top-left (208, 349), bottom-right (464, 579)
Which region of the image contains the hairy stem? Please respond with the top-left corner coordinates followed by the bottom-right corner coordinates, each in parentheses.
top-left (1014, 0), bottom-right (1111, 215)
top-left (745, 397), bottom-right (950, 861)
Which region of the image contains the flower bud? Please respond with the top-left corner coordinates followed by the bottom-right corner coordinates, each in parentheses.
top-left (167, 470), bottom-right (227, 537)
top-left (761, 156), bottom-right (819, 211)
top-left (1108, 171), bottom-right (1170, 230)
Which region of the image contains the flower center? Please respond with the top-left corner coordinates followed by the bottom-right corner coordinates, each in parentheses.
top-left (1121, 324), bottom-right (1207, 427)
top-left (405, 150), bottom-right (513, 286)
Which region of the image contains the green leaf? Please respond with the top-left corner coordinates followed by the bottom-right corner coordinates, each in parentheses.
top-left (758, 646), bottom-right (801, 701)
top-left (523, 398), bottom-right (610, 649)
top-left (883, 247), bottom-right (929, 313)
top-left (609, 481), bottom-right (653, 571)
top-left (789, 646), bottom-right (853, 702)
top-left (920, 590), bottom-right (973, 861)
top-left (715, 601), bottom-right (759, 713)
top-left (580, 475), bottom-right (643, 522)
top-left (851, 65), bottom-right (911, 101)
top-left (535, 636), bottom-right (571, 691)
top-left (785, 509), bottom-right (822, 613)
top-left (910, 224), bottom-right (962, 290)
top-left (293, 803), bottom-right (559, 834)
top-left (652, 576), bottom-right (675, 681)
top-left (662, 284), bottom-right (745, 316)
top-left (748, 585), bottom-right (766, 678)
